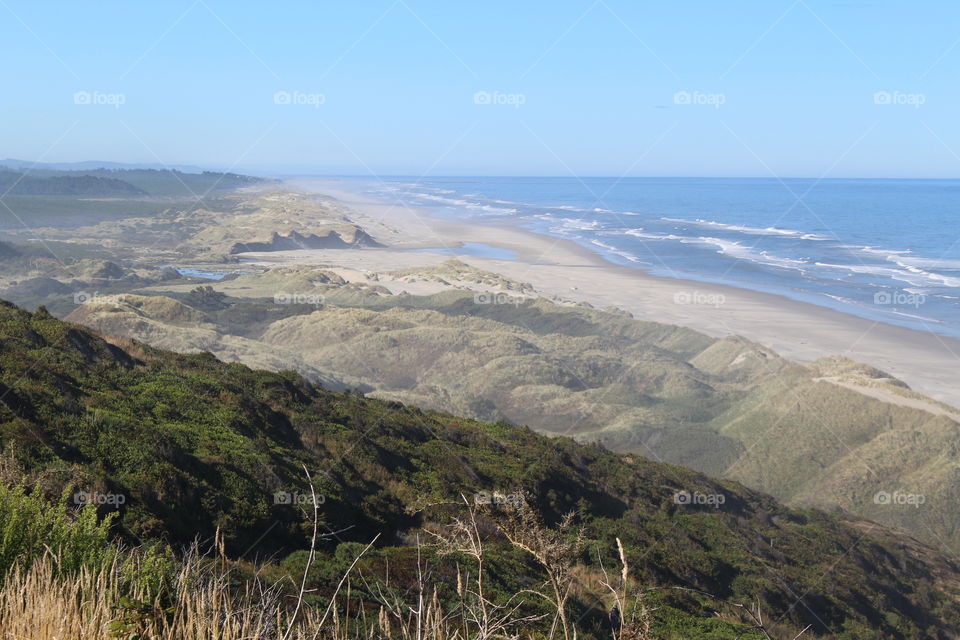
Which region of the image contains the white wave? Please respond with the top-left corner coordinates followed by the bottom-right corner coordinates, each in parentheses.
top-left (619, 229), bottom-right (810, 272)
top-left (589, 239), bottom-right (646, 263)
top-left (560, 217), bottom-right (602, 230)
top-left (823, 292), bottom-right (857, 305)
top-left (692, 237), bottom-right (809, 271)
top-left (891, 255), bottom-right (960, 270)
top-left (409, 192), bottom-right (518, 215)
top-left (814, 261), bottom-right (960, 288)
top-left (815, 262), bottom-right (913, 279)
top-left (833, 247), bottom-right (960, 286)
top-left (547, 225), bottom-right (582, 238)
top-left (889, 259), bottom-right (960, 287)
top-left (464, 203), bottom-right (519, 214)
top-left (856, 245), bottom-right (912, 257)
top-left (623, 229), bottom-right (684, 241)
top-left (415, 193), bottom-right (470, 206)
top-left (661, 216), bottom-right (831, 240)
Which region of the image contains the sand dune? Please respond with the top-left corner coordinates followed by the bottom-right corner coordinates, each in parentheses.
top-left (248, 179), bottom-right (960, 410)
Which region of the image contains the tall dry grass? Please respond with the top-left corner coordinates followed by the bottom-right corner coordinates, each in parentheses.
top-left (0, 553), bottom-right (487, 640)
top-left (0, 552), bottom-right (302, 640)
top-left (0, 480), bottom-right (804, 640)
top-left (0, 541), bottom-right (811, 640)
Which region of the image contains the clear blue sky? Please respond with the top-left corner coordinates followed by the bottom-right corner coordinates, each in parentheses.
top-left (3, 0), bottom-right (959, 177)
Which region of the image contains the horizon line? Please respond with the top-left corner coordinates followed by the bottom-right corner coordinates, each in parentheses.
top-left (274, 173), bottom-right (960, 181)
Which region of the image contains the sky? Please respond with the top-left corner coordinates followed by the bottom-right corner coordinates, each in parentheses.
top-left (2, 0), bottom-right (960, 178)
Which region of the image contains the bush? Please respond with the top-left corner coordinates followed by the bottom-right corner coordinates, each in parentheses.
top-left (0, 484), bottom-right (116, 581)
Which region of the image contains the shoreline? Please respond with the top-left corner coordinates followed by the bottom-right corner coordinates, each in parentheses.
top-left (266, 178), bottom-right (960, 408)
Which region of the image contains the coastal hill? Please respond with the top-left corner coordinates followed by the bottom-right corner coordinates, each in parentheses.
top-left (1, 299), bottom-right (959, 638)
top-left (0, 189), bottom-right (378, 270)
top-left (0, 180), bottom-right (954, 558)
top-left (0, 165), bottom-right (264, 197)
top-left (0, 168), bottom-right (147, 196)
top-left (60, 259), bottom-right (960, 557)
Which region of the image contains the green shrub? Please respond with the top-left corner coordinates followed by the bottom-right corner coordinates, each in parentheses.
top-left (0, 484), bottom-right (116, 581)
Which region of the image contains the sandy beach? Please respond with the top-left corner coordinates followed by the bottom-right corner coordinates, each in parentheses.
top-left (240, 178), bottom-right (960, 408)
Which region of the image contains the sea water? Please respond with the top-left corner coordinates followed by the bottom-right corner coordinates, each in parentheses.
top-left (341, 176), bottom-right (960, 338)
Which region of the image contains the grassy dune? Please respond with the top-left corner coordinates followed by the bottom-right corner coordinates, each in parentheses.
top-left (53, 264), bottom-right (960, 555)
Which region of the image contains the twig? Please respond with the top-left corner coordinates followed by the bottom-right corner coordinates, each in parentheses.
top-left (283, 464), bottom-right (321, 640)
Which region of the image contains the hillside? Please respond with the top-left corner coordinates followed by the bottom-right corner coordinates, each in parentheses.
top-left (0, 158), bottom-right (206, 173)
top-left (57, 261), bottom-right (960, 555)
top-left (0, 190), bottom-right (378, 268)
top-left (1, 300), bottom-right (959, 638)
top-left (0, 169), bottom-right (147, 196)
top-left (0, 166), bottom-right (264, 197)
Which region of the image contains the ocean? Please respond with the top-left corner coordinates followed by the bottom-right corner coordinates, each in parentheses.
top-left (343, 176), bottom-right (960, 338)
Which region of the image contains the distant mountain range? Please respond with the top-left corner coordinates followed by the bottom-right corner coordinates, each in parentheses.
top-left (0, 169), bottom-right (147, 196)
top-left (0, 158), bottom-right (208, 173)
top-left (0, 164), bottom-right (267, 198)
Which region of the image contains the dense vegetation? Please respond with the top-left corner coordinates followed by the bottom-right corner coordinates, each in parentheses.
top-left (0, 169), bottom-right (147, 196)
top-left (0, 166), bottom-right (264, 198)
top-left (0, 168), bottom-right (266, 244)
top-left (0, 242), bottom-right (20, 260)
top-left (76, 168), bottom-right (265, 196)
top-left (0, 300), bottom-right (958, 638)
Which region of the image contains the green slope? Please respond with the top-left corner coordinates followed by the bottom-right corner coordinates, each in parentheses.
top-left (1, 300), bottom-right (959, 638)
top-left (57, 269), bottom-right (960, 555)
